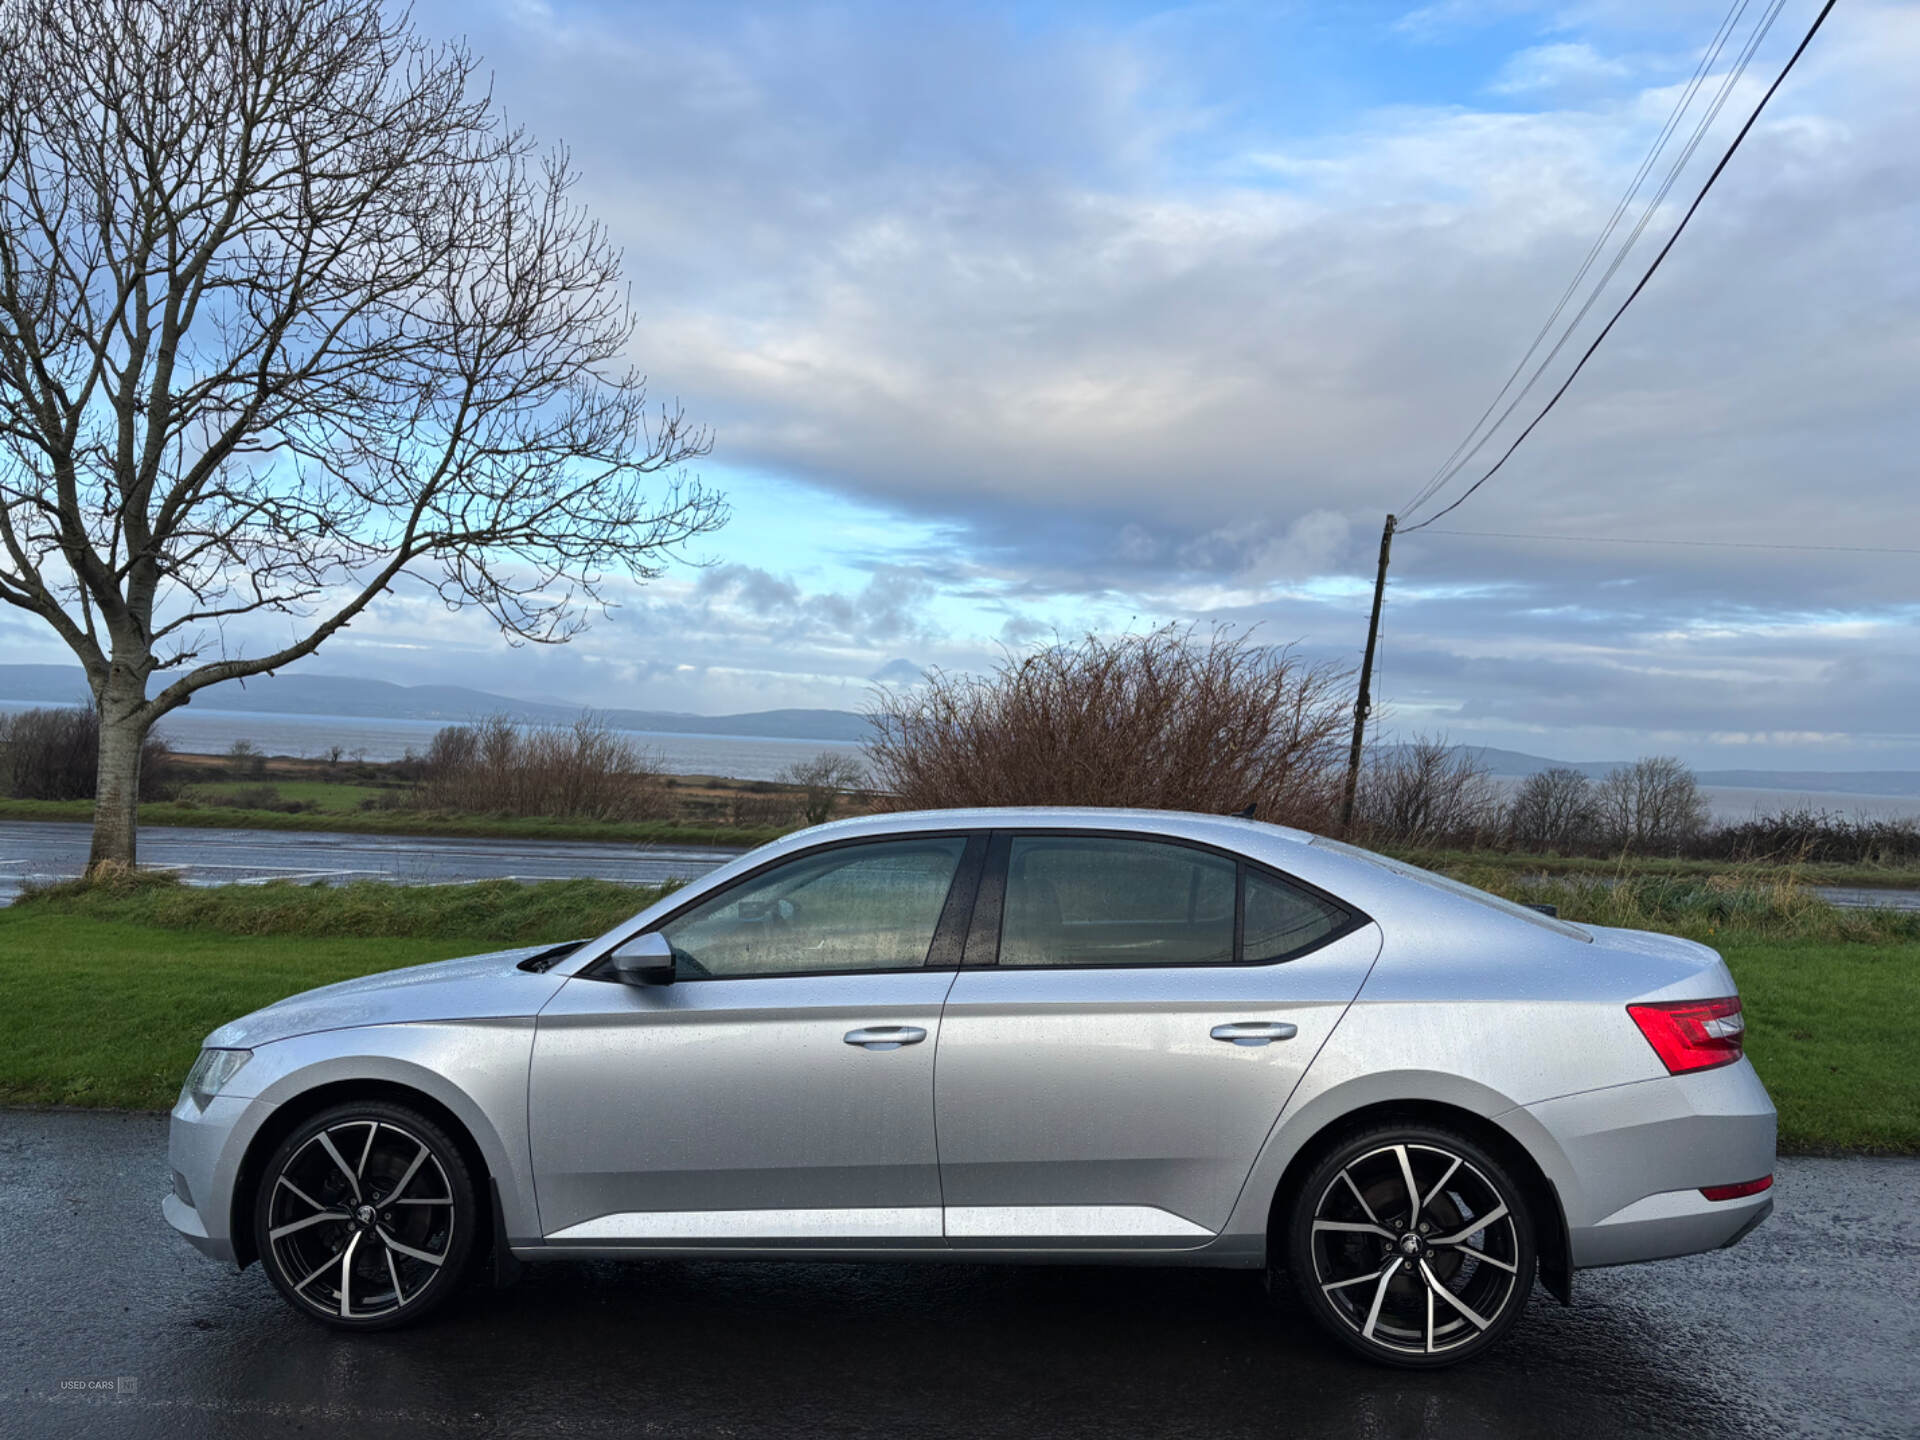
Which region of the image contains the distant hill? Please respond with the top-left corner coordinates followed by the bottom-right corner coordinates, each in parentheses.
top-left (0, 664), bottom-right (872, 743)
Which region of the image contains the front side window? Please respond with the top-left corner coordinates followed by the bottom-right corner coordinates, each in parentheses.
top-left (661, 837), bottom-right (967, 978)
top-left (1000, 836), bottom-right (1236, 967)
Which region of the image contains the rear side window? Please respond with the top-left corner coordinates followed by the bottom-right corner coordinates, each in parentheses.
top-left (1242, 870), bottom-right (1348, 963)
top-left (1000, 836), bottom-right (1236, 967)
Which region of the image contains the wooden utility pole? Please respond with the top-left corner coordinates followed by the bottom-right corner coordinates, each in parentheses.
top-left (1339, 514), bottom-right (1396, 830)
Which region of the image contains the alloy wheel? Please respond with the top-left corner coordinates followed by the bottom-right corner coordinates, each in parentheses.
top-left (264, 1118), bottom-right (458, 1321)
top-left (1305, 1140), bottom-right (1524, 1359)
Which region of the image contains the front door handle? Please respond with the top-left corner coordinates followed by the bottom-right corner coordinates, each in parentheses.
top-left (844, 1026), bottom-right (928, 1051)
top-left (1210, 1021), bottom-right (1298, 1046)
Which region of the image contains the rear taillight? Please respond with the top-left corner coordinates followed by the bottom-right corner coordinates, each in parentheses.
top-left (1701, 1175), bottom-right (1772, 1202)
top-left (1627, 996), bottom-right (1744, 1074)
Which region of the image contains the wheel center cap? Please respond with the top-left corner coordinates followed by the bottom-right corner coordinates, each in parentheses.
top-left (354, 1203), bottom-right (377, 1227)
top-left (1399, 1234), bottom-right (1421, 1256)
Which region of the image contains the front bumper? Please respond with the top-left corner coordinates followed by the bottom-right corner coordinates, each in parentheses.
top-left (163, 1091), bottom-right (268, 1266)
top-left (1524, 1058), bottom-right (1777, 1269)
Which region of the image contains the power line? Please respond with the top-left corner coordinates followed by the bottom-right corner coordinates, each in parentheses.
top-left (1416, 527), bottom-right (1920, 556)
top-left (1401, 0), bottom-right (1755, 520)
top-left (1399, 0), bottom-right (1841, 535)
top-left (1405, 0), bottom-right (1788, 523)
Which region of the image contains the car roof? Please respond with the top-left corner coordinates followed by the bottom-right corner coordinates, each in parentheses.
top-left (787, 806), bottom-right (1321, 849)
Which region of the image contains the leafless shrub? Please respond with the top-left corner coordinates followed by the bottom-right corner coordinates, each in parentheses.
top-left (864, 626), bottom-right (1351, 827)
top-left (730, 791), bottom-right (804, 829)
top-left (779, 753), bottom-right (868, 826)
top-left (0, 704), bottom-right (173, 801)
top-left (226, 738), bottom-right (268, 780)
top-left (1355, 737), bottom-right (1502, 846)
top-left (1507, 767), bottom-right (1600, 852)
top-left (1596, 756), bottom-right (1709, 853)
top-left (414, 714), bottom-right (670, 822)
top-left (1711, 806), bottom-right (1920, 866)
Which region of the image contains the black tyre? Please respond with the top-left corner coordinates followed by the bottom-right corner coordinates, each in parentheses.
top-left (1283, 1124), bottom-right (1535, 1367)
top-left (254, 1100), bottom-right (478, 1330)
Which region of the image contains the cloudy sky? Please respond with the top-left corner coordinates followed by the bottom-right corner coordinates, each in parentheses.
top-left (12, 0), bottom-right (1916, 768)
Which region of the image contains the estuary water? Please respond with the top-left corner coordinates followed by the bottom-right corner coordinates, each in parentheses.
top-left (0, 701), bottom-right (863, 782)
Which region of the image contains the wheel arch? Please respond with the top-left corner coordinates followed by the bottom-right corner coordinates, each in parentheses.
top-left (1256, 1094), bottom-right (1574, 1305)
top-left (229, 1077), bottom-right (495, 1271)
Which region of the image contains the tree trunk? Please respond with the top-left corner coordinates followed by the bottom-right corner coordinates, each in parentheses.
top-left (88, 679), bottom-right (151, 871)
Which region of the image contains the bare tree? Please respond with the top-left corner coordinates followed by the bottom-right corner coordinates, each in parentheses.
top-left (1508, 766), bottom-right (1598, 852)
top-left (1355, 737), bottom-right (1501, 846)
top-left (865, 626), bottom-right (1351, 827)
top-left (0, 0), bottom-right (722, 867)
top-left (1595, 756), bottom-right (1709, 853)
top-left (779, 752), bottom-right (867, 827)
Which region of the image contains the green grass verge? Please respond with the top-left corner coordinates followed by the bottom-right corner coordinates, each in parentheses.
top-left (1722, 938), bottom-right (1919, 1155)
top-left (0, 871), bottom-right (1913, 1152)
top-left (0, 914), bottom-right (477, 1108)
top-left (0, 796), bottom-right (785, 849)
top-left (1387, 844), bottom-right (1920, 892)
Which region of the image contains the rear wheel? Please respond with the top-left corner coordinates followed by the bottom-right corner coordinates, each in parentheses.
top-left (253, 1101), bottom-right (478, 1330)
top-left (1283, 1124), bottom-right (1535, 1367)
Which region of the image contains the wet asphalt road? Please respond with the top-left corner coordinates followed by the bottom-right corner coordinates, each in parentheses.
top-left (0, 1112), bottom-right (1913, 1439)
top-left (0, 820), bottom-right (738, 903)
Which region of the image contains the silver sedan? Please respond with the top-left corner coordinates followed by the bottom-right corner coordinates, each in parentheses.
top-left (164, 808), bottom-right (1776, 1367)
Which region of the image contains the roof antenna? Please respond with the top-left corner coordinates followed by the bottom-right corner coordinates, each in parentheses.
top-left (1233, 803), bottom-right (1257, 821)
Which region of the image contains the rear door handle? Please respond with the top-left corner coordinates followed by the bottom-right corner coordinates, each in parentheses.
top-left (844, 1026), bottom-right (928, 1051)
top-left (1210, 1021), bottom-right (1297, 1046)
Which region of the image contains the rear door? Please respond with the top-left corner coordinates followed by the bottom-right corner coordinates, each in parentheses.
top-left (934, 831), bottom-right (1380, 1247)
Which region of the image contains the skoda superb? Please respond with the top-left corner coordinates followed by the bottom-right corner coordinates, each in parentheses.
top-left (165, 808), bottom-right (1775, 1366)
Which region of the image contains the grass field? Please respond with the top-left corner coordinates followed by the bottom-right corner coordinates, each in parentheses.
top-left (0, 872), bottom-right (1912, 1152)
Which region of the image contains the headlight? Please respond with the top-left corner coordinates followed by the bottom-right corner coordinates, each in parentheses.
top-left (181, 1048), bottom-right (252, 1106)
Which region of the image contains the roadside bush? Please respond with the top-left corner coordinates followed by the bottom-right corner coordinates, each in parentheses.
top-left (865, 626), bottom-right (1350, 827)
top-left (226, 737), bottom-right (268, 779)
top-left (1711, 806), bottom-right (1920, 867)
top-left (779, 752), bottom-right (867, 826)
top-left (1596, 755), bottom-right (1708, 854)
top-left (1507, 767), bottom-right (1599, 852)
top-left (0, 702), bottom-right (174, 801)
top-left (218, 784), bottom-right (310, 814)
top-left (413, 713), bottom-right (671, 822)
top-left (1355, 737), bottom-right (1501, 846)
top-left (730, 790), bottom-right (802, 828)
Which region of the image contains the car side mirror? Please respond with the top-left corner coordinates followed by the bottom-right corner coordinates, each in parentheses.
top-left (611, 932), bottom-right (677, 986)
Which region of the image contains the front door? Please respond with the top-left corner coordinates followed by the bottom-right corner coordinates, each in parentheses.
top-left (934, 832), bottom-right (1381, 1247)
top-left (530, 833), bottom-right (982, 1247)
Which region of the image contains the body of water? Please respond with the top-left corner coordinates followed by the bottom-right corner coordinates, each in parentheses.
top-left (0, 701), bottom-right (863, 782)
top-left (8, 700), bottom-right (1920, 815)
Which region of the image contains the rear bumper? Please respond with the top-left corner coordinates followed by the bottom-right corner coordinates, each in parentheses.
top-left (1523, 1058), bottom-right (1776, 1269)
top-left (1577, 1186), bottom-right (1773, 1268)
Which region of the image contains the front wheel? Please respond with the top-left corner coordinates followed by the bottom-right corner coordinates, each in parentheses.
top-left (1282, 1125), bottom-right (1535, 1367)
top-left (254, 1100), bottom-right (478, 1330)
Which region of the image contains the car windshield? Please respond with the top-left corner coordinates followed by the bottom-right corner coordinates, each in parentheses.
top-left (1310, 838), bottom-right (1592, 942)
